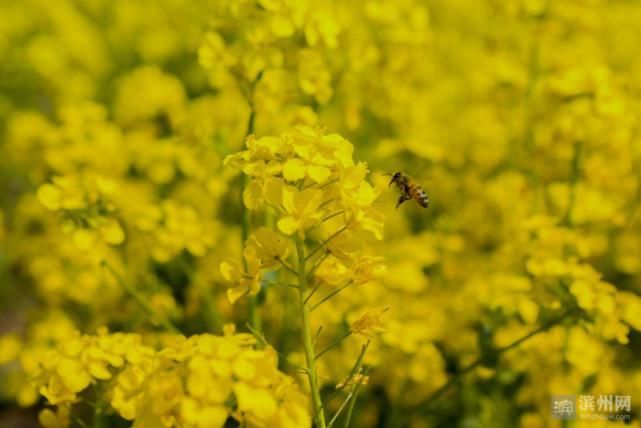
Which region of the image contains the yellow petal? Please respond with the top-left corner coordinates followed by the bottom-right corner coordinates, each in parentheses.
top-left (88, 361), bottom-right (112, 380)
top-left (253, 227), bottom-right (289, 260)
top-left (199, 405), bottom-right (228, 427)
top-left (180, 397), bottom-right (201, 424)
top-left (37, 184), bottom-right (62, 211)
top-left (17, 385), bottom-right (38, 407)
top-left (72, 229), bottom-right (97, 250)
top-left (517, 298), bottom-right (539, 325)
top-left (299, 188), bottom-right (323, 212)
top-left (353, 182), bottom-right (377, 206)
top-left (277, 217), bottom-right (299, 235)
top-left (227, 284), bottom-right (249, 304)
top-left (234, 383), bottom-right (278, 419)
top-left (101, 219), bottom-right (126, 245)
top-left (220, 259), bottom-right (242, 282)
top-left (359, 211), bottom-right (384, 240)
top-left (264, 178), bottom-right (283, 207)
top-left (324, 133), bottom-right (354, 166)
top-left (282, 159), bottom-right (306, 182)
top-left (619, 292), bottom-right (641, 331)
top-left (259, 0), bottom-right (281, 12)
top-left (282, 185), bottom-right (298, 213)
top-left (243, 245), bottom-right (262, 274)
top-left (307, 165), bottom-right (331, 183)
top-left (243, 180), bottom-right (263, 210)
top-left (39, 409), bottom-right (65, 428)
top-left (56, 359), bottom-right (91, 393)
top-left (186, 372), bottom-right (207, 399)
top-left (96, 177), bottom-right (117, 195)
top-left (271, 15), bottom-right (294, 37)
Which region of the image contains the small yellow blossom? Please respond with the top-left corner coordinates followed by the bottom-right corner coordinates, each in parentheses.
top-left (351, 307), bottom-right (390, 336)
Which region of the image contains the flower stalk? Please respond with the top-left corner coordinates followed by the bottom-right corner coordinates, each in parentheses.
top-left (296, 237), bottom-right (327, 428)
top-left (102, 262), bottom-right (179, 333)
top-left (221, 126), bottom-right (385, 428)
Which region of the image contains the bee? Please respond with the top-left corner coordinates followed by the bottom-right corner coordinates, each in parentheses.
top-left (386, 172), bottom-right (430, 209)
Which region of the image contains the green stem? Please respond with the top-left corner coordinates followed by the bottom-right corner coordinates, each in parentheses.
top-left (307, 250), bottom-right (330, 281)
top-left (321, 341), bottom-right (370, 411)
top-left (241, 74), bottom-right (263, 336)
top-left (311, 280), bottom-right (353, 312)
top-left (246, 323), bottom-right (309, 373)
top-left (72, 415), bottom-right (89, 428)
top-left (562, 141), bottom-right (582, 227)
top-left (316, 330), bottom-right (352, 360)
top-left (306, 226), bottom-right (348, 262)
top-left (342, 367), bottom-right (370, 428)
top-left (306, 210), bottom-right (345, 235)
top-left (421, 309), bottom-right (577, 409)
top-left (276, 257), bottom-right (299, 276)
top-left (342, 390), bottom-right (359, 428)
top-left (328, 391), bottom-right (354, 428)
top-left (296, 238), bottom-right (327, 428)
top-left (202, 290), bottom-right (222, 333)
top-left (91, 384), bottom-right (104, 428)
top-left (102, 262), bottom-right (179, 333)
top-left (93, 404), bottom-right (103, 428)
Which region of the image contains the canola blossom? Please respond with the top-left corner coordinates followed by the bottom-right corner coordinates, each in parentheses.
top-left (1, 0), bottom-right (641, 427)
top-left (221, 126), bottom-right (384, 427)
top-left (28, 325), bottom-right (308, 428)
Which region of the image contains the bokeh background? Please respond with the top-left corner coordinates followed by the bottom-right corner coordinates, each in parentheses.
top-left (1, 0), bottom-right (641, 427)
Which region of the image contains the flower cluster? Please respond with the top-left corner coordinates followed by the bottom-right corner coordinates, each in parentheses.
top-left (2, 0), bottom-right (641, 427)
top-left (221, 126), bottom-right (386, 427)
top-left (226, 125), bottom-right (383, 235)
top-left (27, 327), bottom-right (309, 428)
top-left (198, 1), bottom-right (338, 106)
top-left (221, 126), bottom-right (386, 313)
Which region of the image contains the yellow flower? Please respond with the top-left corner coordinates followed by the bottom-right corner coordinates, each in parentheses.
top-left (36, 184), bottom-right (64, 211)
top-left (38, 406), bottom-right (70, 428)
top-left (114, 66), bottom-right (186, 128)
top-left (180, 398), bottom-right (228, 427)
top-left (248, 227), bottom-right (291, 268)
top-left (352, 256), bottom-right (387, 284)
top-left (99, 218), bottom-right (126, 245)
top-left (282, 157), bottom-right (332, 184)
top-left (618, 291), bottom-right (641, 332)
top-left (39, 375), bottom-right (77, 405)
top-left (220, 254), bottom-right (261, 304)
top-left (234, 382), bottom-right (278, 421)
top-left (350, 308), bottom-right (389, 336)
top-left (36, 177), bottom-right (85, 211)
top-left (298, 49), bottom-right (333, 103)
top-left (277, 186), bottom-right (324, 237)
top-left (55, 358), bottom-right (91, 392)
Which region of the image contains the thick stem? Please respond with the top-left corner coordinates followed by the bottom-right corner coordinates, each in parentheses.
top-left (296, 238), bottom-right (327, 428)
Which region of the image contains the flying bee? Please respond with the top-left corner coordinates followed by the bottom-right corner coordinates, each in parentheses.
top-left (386, 172), bottom-right (430, 209)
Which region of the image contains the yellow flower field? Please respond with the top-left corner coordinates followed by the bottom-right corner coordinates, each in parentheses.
top-left (0, 0), bottom-right (640, 427)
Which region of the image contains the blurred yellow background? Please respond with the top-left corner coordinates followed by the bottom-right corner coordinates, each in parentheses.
top-left (1, 0), bottom-right (640, 427)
